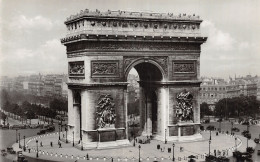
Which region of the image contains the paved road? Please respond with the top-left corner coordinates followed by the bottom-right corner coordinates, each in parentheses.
top-left (202, 120), bottom-right (260, 161)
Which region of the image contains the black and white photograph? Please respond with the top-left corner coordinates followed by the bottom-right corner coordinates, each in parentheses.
top-left (0, 0), bottom-right (260, 162)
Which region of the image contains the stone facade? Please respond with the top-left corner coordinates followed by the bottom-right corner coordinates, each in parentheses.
top-left (61, 9), bottom-right (207, 148)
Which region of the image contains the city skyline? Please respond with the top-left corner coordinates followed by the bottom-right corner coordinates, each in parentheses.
top-left (1, 0), bottom-right (260, 79)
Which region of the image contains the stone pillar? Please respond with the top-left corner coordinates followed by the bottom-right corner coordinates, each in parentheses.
top-left (73, 103), bottom-right (81, 142)
top-left (81, 90), bottom-right (95, 143)
top-left (178, 127), bottom-right (181, 138)
top-left (146, 97), bottom-right (152, 135)
top-left (124, 88), bottom-right (128, 140)
top-left (156, 86), bottom-right (168, 140)
top-left (67, 89), bottom-right (74, 141)
top-left (139, 86), bottom-right (146, 135)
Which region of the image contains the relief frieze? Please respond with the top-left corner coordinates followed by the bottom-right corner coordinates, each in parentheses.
top-left (91, 60), bottom-right (119, 77)
top-left (67, 42), bottom-right (200, 53)
top-left (68, 61), bottom-right (85, 77)
top-left (173, 61), bottom-right (196, 74)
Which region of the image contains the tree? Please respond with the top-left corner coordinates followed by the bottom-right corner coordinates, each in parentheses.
top-left (0, 112), bottom-right (7, 125)
top-left (200, 102), bottom-right (211, 118)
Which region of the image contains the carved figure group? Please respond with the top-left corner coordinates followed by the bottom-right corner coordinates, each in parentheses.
top-left (92, 63), bottom-right (117, 75)
top-left (96, 94), bottom-right (116, 128)
top-left (174, 63), bottom-right (194, 73)
top-left (175, 90), bottom-right (193, 122)
top-left (69, 63), bottom-right (84, 75)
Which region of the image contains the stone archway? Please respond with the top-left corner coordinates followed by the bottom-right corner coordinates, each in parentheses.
top-left (61, 9), bottom-right (207, 148)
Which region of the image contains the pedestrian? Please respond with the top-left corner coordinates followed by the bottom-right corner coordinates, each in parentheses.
top-left (59, 142), bottom-right (62, 148)
top-left (214, 149), bottom-right (216, 156)
top-left (40, 141), bottom-right (43, 147)
top-left (50, 141), bottom-right (53, 147)
top-left (28, 148), bottom-right (31, 153)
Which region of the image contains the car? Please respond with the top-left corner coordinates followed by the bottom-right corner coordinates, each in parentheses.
top-left (257, 150), bottom-right (260, 155)
top-left (206, 125), bottom-right (215, 131)
top-left (217, 118), bottom-right (222, 122)
top-left (200, 126), bottom-right (205, 131)
top-left (7, 147), bottom-right (15, 154)
top-left (245, 133), bottom-right (251, 139)
top-left (254, 138), bottom-right (259, 144)
top-left (29, 124), bottom-right (40, 129)
top-left (46, 125), bottom-right (55, 132)
top-left (1, 125), bottom-right (9, 129)
top-left (246, 147), bottom-right (255, 154)
top-left (10, 125), bottom-right (26, 129)
top-left (231, 127), bottom-right (240, 132)
top-left (241, 130), bottom-right (249, 136)
top-left (37, 129), bottom-right (46, 135)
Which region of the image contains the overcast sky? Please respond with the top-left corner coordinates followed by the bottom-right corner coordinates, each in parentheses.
top-left (0, 0), bottom-right (259, 79)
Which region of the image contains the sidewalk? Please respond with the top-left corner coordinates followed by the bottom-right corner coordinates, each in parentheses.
top-left (12, 130), bottom-right (256, 162)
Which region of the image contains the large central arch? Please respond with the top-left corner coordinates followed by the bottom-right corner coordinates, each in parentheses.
top-left (61, 9), bottom-right (207, 149)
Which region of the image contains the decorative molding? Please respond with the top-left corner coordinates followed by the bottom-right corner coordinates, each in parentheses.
top-left (66, 41), bottom-right (200, 53)
top-left (68, 61), bottom-right (85, 78)
top-left (123, 56), bottom-right (168, 75)
top-left (96, 94), bottom-right (116, 129)
top-left (91, 60), bottom-right (119, 78)
top-left (151, 56), bottom-right (168, 74)
top-left (172, 60), bottom-right (196, 74)
top-left (175, 90), bottom-right (193, 122)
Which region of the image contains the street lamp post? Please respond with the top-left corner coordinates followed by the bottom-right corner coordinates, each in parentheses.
top-left (231, 122), bottom-right (234, 135)
top-left (36, 140), bottom-right (39, 158)
top-left (165, 129), bottom-right (167, 144)
top-left (172, 143), bottom-right (175, 161)
top-left (18, 133), bottom-right (21, 148)
top-left (15, 129), bottom-right (18, 143)
top-left (138, 145), bottom-right (141, 162)
top-left (247, 123), bottom-right (250, 149)
top-left (209, 140), bottom-right (211, 156)
top-left (235, 137), bottom-right (237, 151)
top-left (65, 124), bottom-right (68, 143)
top-left (23, 136), bottom-right (26, 151)
top-left (81, 139), bottom-right (83, 151)
top-left (58, 125), bottom-right (61, 140)
top-left (73, 131), bottom-right (75, 147)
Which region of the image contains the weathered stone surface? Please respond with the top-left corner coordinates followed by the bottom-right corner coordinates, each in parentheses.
top-left (62, 9), bottom-right (207, 144)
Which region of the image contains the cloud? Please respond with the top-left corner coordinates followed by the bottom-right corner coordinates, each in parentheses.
top-left (10, 15), bottom-right (53, 31)
top-left (201, 20), bottom-right (236, 51)
top-left (0, 39), bottom-right (67, 76)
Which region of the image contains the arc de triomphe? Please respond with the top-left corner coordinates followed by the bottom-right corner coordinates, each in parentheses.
top-left (61, 9), bottom-right (207, 149)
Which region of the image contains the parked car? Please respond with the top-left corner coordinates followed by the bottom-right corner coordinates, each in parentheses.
top-left (245, 133), bottom-right (251, 139)
top-left (231, 127), bottom-right (240, 132)
top-left (1, 125), bottom-right (9, 129)
top-left (254, 138), bottom-right (259, 144)
top-left (206, 125), bottom-right (215, 131)
top-left (7, 147), bottom-right (16, 154)
top-left (257, 150), bottom-right (260, 155)
top-left (46, 125), bottom-right (55, 132)
top-left (241, 130), bottom-right (249, 136)
top-left (37, 129), bottom-right (46, 135)
top-left (29, 124), bottom-right (39, 129)
top-left (246, 147), bottom-right (255, 154)
top-left (10, 125), bottom-right (26, 129)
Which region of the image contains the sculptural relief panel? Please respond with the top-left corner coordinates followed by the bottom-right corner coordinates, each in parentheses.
top-left (172, 60), bottom-right (196, 74)
top-left (175, 90), bottom-right (194, 122)
top-left (68, 61), bottom-right (85, 78)
top-left (91, 60), bottom-right (119, 78)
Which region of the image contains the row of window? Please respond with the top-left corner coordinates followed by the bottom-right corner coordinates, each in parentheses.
top-left (201, 87), bottom-right (226, 91)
